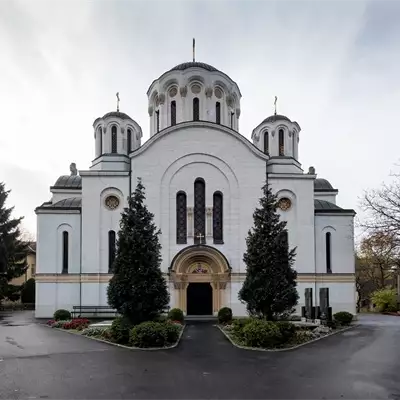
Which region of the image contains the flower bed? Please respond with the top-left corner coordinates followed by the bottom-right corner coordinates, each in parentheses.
top-left (47, 318), bottom-right (90, 331)
top-left (221, 318), bottom-right (350, 350)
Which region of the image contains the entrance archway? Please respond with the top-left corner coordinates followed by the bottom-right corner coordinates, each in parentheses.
top-left (187, 283), bottom-right (213, 315)
top-left (169, 245), bottom-right (231, 315)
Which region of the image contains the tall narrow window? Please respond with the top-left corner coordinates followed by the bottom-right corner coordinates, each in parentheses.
top-left (111, 126), bottom-right (117, 153)
top-left (193, 98), bottom-right (200, 121)
top-left (194, 178), bottom-right (205, 244)
top-left (171, 101), bottom-right (176, 126)
top-left (108, 230), bottom-right (116, 273)
top-left (230, 112), bottom-right (234, 129)
top-left (156, 110), bottom-right (160, 132)
top-left (176, 191), bottom-right (187, 244)
top-left (264, 131), bottom-right (269, 154)
top-left (216, 102), bottom-right (221, 124)
top-left (127, 129), bottom-right (132, 154)
top-left (326, 232), bottom-right (332, 273)
top-left (62, 231), bottom-right (68, 274)
top-left (279, 129), bottom-right (284, 156)
top-left (213, 192), bottom-right (223, 243)
top-left (98, 127), bottom-right (103, 156)
top-left (292, 132), bottom-right (295, 158)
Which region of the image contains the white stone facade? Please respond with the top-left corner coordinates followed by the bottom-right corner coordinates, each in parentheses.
top-left (35, 61), bottom-right (356, 318)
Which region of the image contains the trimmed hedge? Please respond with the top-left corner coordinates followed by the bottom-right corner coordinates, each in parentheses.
top-left (242, 319), bottom-right (282, 348)
top-left (53, 309), bottom-right (71, 321)
top-left (275, 321), bottom-right (297, 343)
top-left (110, 316), bottom-right (134, 344)
top-left (333, 311), bottom-right (353, 326)
top-left (218, 307), bottom-right (233, 324)
top-left (130, 321), bottom-right (181, 348)
top-left (167, 308), bottom-right (184, 323)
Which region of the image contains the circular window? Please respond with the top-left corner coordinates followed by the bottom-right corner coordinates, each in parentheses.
top-left (168, 87), bottom-right (177, 98)
top-left (105, 195), bottom-right (120, 210)
top-left (278, 197), bottom-right (292, 211)
top-left (191, 84), bottom-right (201, 94)
top-left (214, 87), bottom-right (223, 99)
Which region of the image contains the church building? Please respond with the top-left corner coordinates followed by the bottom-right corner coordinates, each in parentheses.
top-left (34, 60), bottom-right (356, 318)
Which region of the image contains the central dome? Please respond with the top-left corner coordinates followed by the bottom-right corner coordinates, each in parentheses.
top-left (168, 62), bottom-right (219, 73)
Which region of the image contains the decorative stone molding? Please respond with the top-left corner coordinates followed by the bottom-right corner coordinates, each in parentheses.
top-left (236, 108), bottom-right (241, 118)
top-left (271, 129), bottom-right (275, 138)
top-left (168, 87), bottom-right (177, 98)
top-left (187, 207), bottom-right (194, 236)
top-left (289, 131), bottom-right (292, 137)
top-left (180, 85), bottom-right (188, 97)
top-left (158, 93), bottom-right (166, 105)
top-left (226, 93), bottom-right (234, 107)
top-left (205, 86), bottom-right (213, 98)
top-left (148, 106), bottom-right (153, 116)
top-left (103, 126), bottom-right (106, 134)
top-left (121, 127), bottom-right (125, 134)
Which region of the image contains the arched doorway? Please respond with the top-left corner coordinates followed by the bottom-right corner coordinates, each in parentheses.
top-left (169, 245), bottom-right (231, 315)
top-left (187, 283), bottom-right (213, 315)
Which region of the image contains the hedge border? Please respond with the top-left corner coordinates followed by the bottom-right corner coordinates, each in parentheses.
top-left (42, 323), bottom-right (186, 351)
top-left (216, 323), bottom-right (357, 352)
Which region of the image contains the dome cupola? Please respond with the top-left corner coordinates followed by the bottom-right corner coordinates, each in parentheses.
top-left (93, 110), bottom-right (142, 158)
top-left (252, 113), bottom-right (301, 160)
top-left (147, 60), bottom-right (241, 136)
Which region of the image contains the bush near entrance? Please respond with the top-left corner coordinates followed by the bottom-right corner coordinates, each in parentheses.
top-left (53, 309), bottom-right (71, 321)
top-left (167, 308), bottom-right (184, 323)
top-left (218, 307), bottom-right (233, 324)
top-left (333, 311), bottom-right (353, 326)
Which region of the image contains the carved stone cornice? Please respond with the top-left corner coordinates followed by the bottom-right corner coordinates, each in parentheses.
top-left (180, 85), bottom-right (188, 98)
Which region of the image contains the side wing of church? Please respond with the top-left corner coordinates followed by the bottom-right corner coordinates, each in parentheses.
top-left (34, 61), bottom-right (356, 318)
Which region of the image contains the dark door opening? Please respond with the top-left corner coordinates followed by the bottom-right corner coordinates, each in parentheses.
top-left (187, 283), bottom-right (213, 315)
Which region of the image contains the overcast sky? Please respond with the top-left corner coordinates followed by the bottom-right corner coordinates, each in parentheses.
top-left (1, 0), bottom-right (399, 238)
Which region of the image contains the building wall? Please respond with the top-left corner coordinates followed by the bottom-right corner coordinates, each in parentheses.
top-left (9, 252), bottom-right (36, 286)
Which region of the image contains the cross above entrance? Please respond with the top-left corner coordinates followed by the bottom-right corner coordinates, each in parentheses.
top-left (196, 233), bottom-right (205, 244)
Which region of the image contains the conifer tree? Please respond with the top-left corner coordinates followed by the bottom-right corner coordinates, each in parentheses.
top-left (239, 183), bottom-right (298, 320)
top-left (107, 179), bottom-right (169, 324)
top-left (0, 182), bottom-right (28, 302)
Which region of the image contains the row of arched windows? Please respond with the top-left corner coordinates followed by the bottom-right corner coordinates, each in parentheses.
top-left (263, 129), bottom-right (297, 157)
top-left (176, 178), bottom-right (223, 244)
top-left (97, 126), bottom-right (134, 155)
top-left (61, 230), bottom-right (117, 274)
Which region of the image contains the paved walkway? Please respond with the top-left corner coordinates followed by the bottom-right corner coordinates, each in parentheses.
top-left (0, 312), bottom-right (399, 399)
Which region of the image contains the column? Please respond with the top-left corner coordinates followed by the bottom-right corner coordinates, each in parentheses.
top-left (206, 207), bottom-right (213, 239)
top-left (187, 207), bottom-right (194, 238)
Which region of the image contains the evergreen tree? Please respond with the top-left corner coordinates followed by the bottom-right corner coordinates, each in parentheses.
top-left (239, 183), bottom-right (298, 320)
top-left (0, 182), bottom-right (28, 302)
top-left (107, 179), bottom-right (169, 324)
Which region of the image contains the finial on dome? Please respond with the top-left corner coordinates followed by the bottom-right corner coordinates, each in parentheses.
top-left (116, 92), bottom-right (120, 112)
top-left (192, 38), bottom-right (196, 62)
top-left (274, 96), bottom-right (278, 115)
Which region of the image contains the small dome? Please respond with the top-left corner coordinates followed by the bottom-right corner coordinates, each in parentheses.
top-left (169, 62), bottom-right (219, 73)
top-left (314, 178), bottom-right (334, 191)
top-left (314, 199), bottom-right (341, 210)
top-left (51, 197), bottom-right (82, 209)
top-left (52, 175), bottom-right (82, 189)
top-left (102, 111), bottom-right (132, 120)
top-left (262, 114), bottom-right (292, 124)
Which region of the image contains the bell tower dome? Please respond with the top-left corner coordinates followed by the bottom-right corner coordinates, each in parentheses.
top-left (91, 111), bottom-right (142, 171)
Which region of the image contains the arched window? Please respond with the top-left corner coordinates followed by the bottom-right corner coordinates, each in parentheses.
top-left (279, 129), bottom-right (284, 156)
top-left (230, 112), bottom-right (234, 129)
top-left (193, 98), bottom-right (200, 121)
top-left (216, 102), bottom-right (221, 124)
top-left (111, 126), bottom-right (117, 153)
top-left (326, 232), bottom-right (332, 273)
top-left (194, 178), bottom-right (205, 244)
top-left (127, 129), bottom-right (132, 154)
top-left (108, 230), bottom-right (116, 273)
top-left (292, 131), bottom-right (295, 158)
top-left (62, 231), bottom-right (68, 274)
top-left (156, 110), bottom-right (160, 132)
top-left (99, 127), bottom-right (103, 156)
top-left (264, 131), bottom-right (269, 154)
top-left (171, 101), bottom-right (176, 126)
top-left (176, 192), bottom-right (187, 244)
top-left (213, 192), bottom-right (223, 243)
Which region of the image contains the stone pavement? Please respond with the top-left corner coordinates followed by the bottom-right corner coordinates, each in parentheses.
top-left (0, 311), bottom-right (399, 399)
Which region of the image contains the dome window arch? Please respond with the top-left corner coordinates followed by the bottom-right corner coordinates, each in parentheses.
top-left (264, 131), bottom-right (269, 154)
top-left (155, 110), bottom-right (160, 132)
top-left (279, 128), bottom-right (285, 156)
top-left (127, 128), bottom-right (132, 154)
top-left (216, 102), bottom-right (221, 124)
top-left (111, 125), bottom-right (117, 153)
top-left (171, 100), bottom-right (176, 126)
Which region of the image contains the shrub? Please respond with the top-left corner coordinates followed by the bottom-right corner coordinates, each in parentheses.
top-left (232, 318), bottom-right (253, 339)
top-left (242, 319), bottom-right (282, 348)
top-left (333, 311), bottom-right (354, 326)
top-left (371, 288), bottom-right (397, 313)
top-left (53, 309), bottom-right (71, 321)
top-left (164, 321), bottom-right (181, 343)
top-left (51, 320), bottom-right (70, 328)
top-left (110, 316), bottom-right (133, 344)
top-left (130, 321), bottom-right (167, 348)
top-left (275, 321), bottom-right (297, 343)
top-left (167, 308), bottom-right (184, 323)
top-left (21, 278), bottom-right (35, 304)
top-left (218, 307), bottom-right (233, 324)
